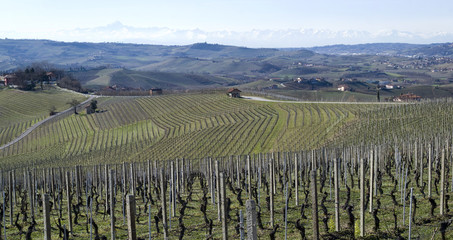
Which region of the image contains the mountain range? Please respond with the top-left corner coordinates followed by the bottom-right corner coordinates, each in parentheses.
top-left (3, 22), bottom-right (453, 48)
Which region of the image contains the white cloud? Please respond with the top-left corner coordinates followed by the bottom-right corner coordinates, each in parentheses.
top-left (1, 22), bottom-right (452, 48)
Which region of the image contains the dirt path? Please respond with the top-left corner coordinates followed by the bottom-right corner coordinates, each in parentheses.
top-left (242, 96), bottom-right (401, 104)
top-left (0, 95), bottom-right (95, 150)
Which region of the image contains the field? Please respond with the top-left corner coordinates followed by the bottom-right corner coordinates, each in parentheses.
top-left (0, 91), bottom-right (362, 169)
top-left (2, 89), bottom-right (453, 239)
top-left (0, 88), bottom-right (87, 147)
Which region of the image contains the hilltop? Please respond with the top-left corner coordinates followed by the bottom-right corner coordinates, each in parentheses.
top-left (2, 39), bottom-right (453, 100)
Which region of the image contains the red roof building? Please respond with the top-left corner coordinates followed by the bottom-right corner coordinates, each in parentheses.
top-left (227, 88), bottom-right (241, 98)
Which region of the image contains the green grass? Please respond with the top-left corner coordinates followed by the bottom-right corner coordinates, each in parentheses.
top-left (2, 151), bottom-right (453, 240)
top-left (0, 88), bottom-right (87, 146)
top-left (84, 68), bottom-right (121, 87)
top-left (271, 89), bottom-right (380, 102)
top-left (0, 93), bottom-right (359, 169)
top-left (2, 89), bottom-right (453, 239)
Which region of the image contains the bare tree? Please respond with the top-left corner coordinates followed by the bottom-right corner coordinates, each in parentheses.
top-left (67, 99), bottom-right (81, 114)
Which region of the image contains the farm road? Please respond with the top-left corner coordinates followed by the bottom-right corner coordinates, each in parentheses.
top-left (0, 95), bottom-right (96, 150)
top-left (242, 96), bottom-right (401, 104)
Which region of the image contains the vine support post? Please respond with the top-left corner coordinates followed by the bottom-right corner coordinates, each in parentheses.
top-left (360, 158), bottom-right (365, 237)
top-left (440, 149), bottom-right (446, 215)
top-left (295, 153), bottom-right (299, 206)
top-left (109, 169), bottom-right (116, 240)
top-left (334, 157), bottom-right (340, 231)
top-left (43, 193), bottom-right (51, 240)
top-left (8, 171), bottom-right (13, 225)
top-left (428, 144), bottom-right (432, 198)
top-left (408, 188), bottom-right (413, 239)
top-left (269, 157), bottom-right (274, 228)
top-left (28, 170), bottom-right (35, 221)
top-left (247, 155), bottom-right (252, 199)
top-left (369, 149), bottom-right (374, 213)
top-left (65, 171), bottom-right (73, 235)
top-left (160, 168), bottom-right (168, 239)
top-left (220, 172), bottom-right (228, 240)
top-left (216, 160), bottom-right (221, 222)
top-left (170, 161), bottom-right (176, 217)
top-left (126, 194), bottom-right (137, 240)
top-left (246, 199), bottom-right (257, 240)
top-left (311, 151), bottom-right (319, 240)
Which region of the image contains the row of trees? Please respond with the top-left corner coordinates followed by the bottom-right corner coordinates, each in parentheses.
top-left (7, 62), bottom-right (84, 92)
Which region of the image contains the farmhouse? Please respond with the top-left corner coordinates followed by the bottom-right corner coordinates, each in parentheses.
top-left (337, 84), bottom-right (350, 91)
top-left (1, 74), bottom-right (16, 86)
top-left (393, 93), bottom-right (421, 102)
top-left (150, 88), bottom-right (163, 96)
top-left (227, 88), bottom-right (241, 98)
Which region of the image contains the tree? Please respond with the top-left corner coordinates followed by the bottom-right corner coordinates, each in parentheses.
top-left (57, 76), bottom-right (83, 92)
top-left (87, 99), bottom-right (97, 114)
top-left (67, 99), bottom-right (81, 114)
top-left (49, 106), bottom-right (57, 116)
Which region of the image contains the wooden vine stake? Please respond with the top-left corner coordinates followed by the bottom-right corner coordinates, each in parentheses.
top-left (170, 161), bottom-right (176, 217)
top-left (220, 172), bottom-right (228, 240)
top-left (369, 149), bottom-right (374, 213)
top-left (440, 149), bottom-right (446, 215)
top-left (43, 193), bottom-right (51, 240)
top-left (160, 168), bottom-right (168, 239)
top-left (311, 151), bottom-right (319, 240)
top-left (408, 188), bottom-right (413, 239)
top-left (295, 153), bottom-right (299, 206)
top-left (428, 144), bottom-right (432, 198)
top-left (109, 169), bottom-right (116, 240)
top-left (334, 157), bottom-right (340, 231)
top-left (216, 160), bottom-right (221, 222)
top-left (65, 171), bottom-right (73, 235)
top-left (247, 155), bottom-right (252, 199)
top-left (126, 195), bottom-right (137, 240)
top-left (269, 157), bottom-right (274, 228)
top-left (28, 170), bottom-right (35, 221)
top-left (246, 199), bottom-right (257, 240)
top-left (9, 171), bottom-right (13, 225)
top-left (360, 157), bottom-right (365, 237)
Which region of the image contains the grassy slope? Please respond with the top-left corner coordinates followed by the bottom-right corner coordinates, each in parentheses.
top-left (2, 90), bottom-right (453, 170)
top-left (75, 68), bottom-right (240, 89)
top-left (0, 93), bottom-right (359, 169)
top-left (0, 88), bottom-right (87, 146)
top-left (84, 68), bottom-right (121, 87)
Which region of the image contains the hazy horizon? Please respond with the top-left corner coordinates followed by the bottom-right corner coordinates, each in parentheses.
top-left (2, 0), bottom-right (453, 48)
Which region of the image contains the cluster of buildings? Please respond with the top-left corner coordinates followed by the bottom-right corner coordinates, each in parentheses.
top-left (0, 72), bottom-right (58, 88)
top-left (392, 93), bottom-right (421, 102)
top-left (0, 74), bottom-right (15, 86)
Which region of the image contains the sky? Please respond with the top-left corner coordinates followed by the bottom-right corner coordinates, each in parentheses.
top-left (2, 0), bottom-right (453, 47)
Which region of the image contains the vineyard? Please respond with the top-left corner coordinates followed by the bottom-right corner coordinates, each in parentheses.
top-left (2, 90), bottom-right (453, 239)
top-left (0, 88), bottom-right (87, 147)
top-left (1, 141), bottom-right (453, 239)
top-left (0, 93), bottom-right (360, 169)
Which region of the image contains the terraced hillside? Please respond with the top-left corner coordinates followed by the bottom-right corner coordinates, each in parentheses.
top-left (0, 88), bottom-right (87, 146)
top-left (0, 93), bottom-right (360, 169)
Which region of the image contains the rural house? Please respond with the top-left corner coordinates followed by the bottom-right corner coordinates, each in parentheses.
top-left (393, 93), bottom-right (421, 102)
top-left (227, 88), bottom-right (241, 98)
top-left (337, 84), bottom-right (350, 91)
top-left (150, 88), bottom-right (163, 96)
top-left (1, 74), bottom-right (16, 86)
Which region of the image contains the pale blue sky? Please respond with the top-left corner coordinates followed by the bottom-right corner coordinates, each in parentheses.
top-left (2, 0), bottom-right (453, 47)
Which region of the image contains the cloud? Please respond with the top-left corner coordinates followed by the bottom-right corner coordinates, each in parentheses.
top-left (1, 22), bottom-right (452, 48)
